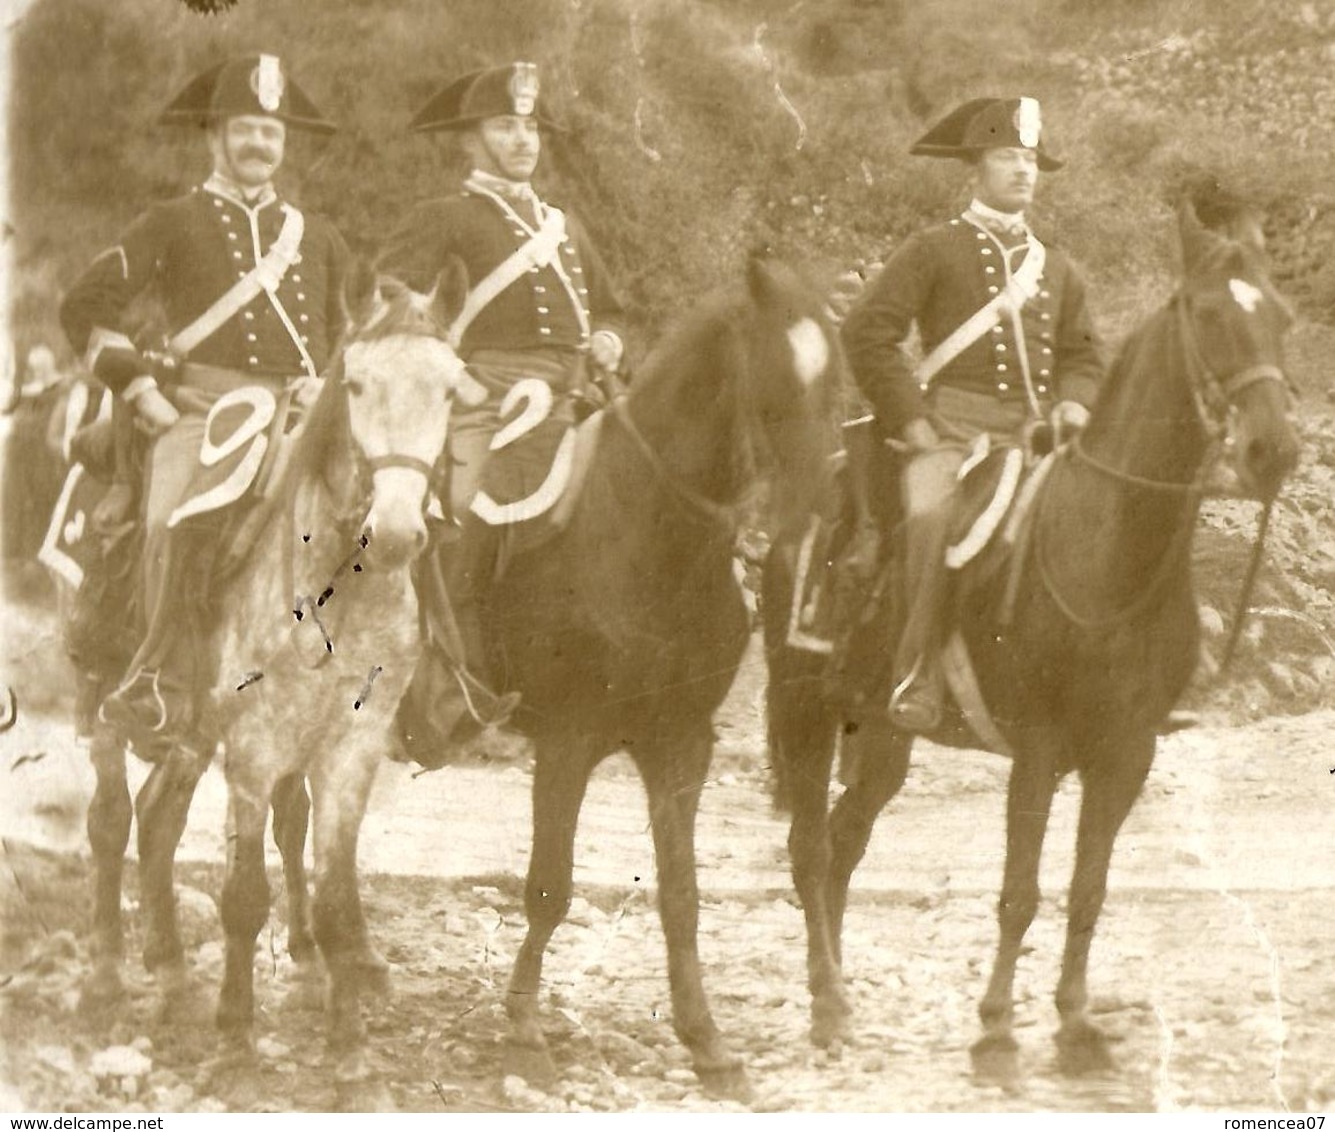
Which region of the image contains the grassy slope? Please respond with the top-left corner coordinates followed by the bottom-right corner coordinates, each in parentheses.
top-left (9, 0), bottom-right (1335, 718)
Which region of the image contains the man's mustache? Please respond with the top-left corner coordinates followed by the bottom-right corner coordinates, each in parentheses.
top-left (236, 147), bottom-right (276, 163)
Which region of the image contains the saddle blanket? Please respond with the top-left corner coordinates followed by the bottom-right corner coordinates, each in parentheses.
top-left (167, 385), bottom-right (289, 529)
top-left (785, 440), bottom-right (1041, 656)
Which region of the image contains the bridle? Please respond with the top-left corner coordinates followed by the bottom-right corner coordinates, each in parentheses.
top-left (1067, 290), bottom-right (1286, 495)
top-left (326, 342), bottom-right (466, 534)
top-left (1037, 282), bottom-right (1288, 632)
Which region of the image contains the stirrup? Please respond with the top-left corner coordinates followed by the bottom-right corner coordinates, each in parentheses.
top-left (454, 666), bottom-right (521, 729)
top-left (887, 657), bottom-right (941, 733)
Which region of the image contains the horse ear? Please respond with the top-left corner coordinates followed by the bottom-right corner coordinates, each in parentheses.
top-left (430, 255), bottom-right (469, 329)
top-left (1179, 198), bottom-right (1219, 275)
top-left (746, 254), bottom-right (781, 305)
top-left (342, 257), bottom-right (380, 330)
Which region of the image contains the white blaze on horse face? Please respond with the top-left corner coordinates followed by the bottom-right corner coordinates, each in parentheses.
top-left (786, 317), bottom-right (829, 387)
top-left (1229, 278), bottom-right (1264, 314)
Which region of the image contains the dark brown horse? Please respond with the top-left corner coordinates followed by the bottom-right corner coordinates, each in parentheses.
top-left (78, 263), bottom-right (482, 1107)
top-left (762, 204), bottom-right (1298, 1073)
top-left (478, 258), bottom-right (839, 1096)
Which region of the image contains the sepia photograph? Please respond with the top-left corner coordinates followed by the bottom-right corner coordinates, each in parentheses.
top-left (1, 0), bottom-right (1332, 1114)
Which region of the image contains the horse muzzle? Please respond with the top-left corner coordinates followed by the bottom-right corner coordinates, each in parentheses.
top-left (1226, 365), bottom-right (1299, 502)
top-left (362, 465), bottom-right (432, 569)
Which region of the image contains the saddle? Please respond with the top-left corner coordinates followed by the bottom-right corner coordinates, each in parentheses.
top-left (785, 419), bottom-right (1056, 748)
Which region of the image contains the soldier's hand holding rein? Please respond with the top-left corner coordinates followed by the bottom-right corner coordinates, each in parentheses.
top-left (125, 380), bottom-right (181, 436)
top-left (1050, 399), bottom-right (1090, 446)
top-left (589, 329), bottom-right (623, 373)
top-left (902, 417), bottom-right (940, 452)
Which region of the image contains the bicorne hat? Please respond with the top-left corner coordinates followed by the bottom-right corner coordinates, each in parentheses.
top-left (408, 62), bottom-right (565, 133)
top-left (910, 97), bottom-right (1062, 171)
top-left (159, 54), bottom-right (337, 135)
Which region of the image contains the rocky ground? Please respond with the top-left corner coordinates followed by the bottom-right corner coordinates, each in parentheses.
top-left (1, 625), bottom-right (1332, 1113)
top-left (4, 331), bottom-right (1335, 1114)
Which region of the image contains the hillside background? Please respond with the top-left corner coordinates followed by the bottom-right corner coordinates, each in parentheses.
top-left (7, 0), bottom-right (1335, 720)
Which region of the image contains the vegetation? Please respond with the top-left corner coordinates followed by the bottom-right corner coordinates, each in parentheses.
top-left (10, 0), bottom-right (1335, 720)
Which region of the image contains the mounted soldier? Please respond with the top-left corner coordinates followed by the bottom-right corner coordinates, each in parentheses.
top-left (841, 96), bottom-right (1105, 732)
top-left (378, 61), bottom-right (628, 762)
top-left (59, 53), bottom-right (349, 759)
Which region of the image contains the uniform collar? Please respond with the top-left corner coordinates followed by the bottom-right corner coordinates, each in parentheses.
top-left (203, 172), bottom-right (278, 211)
top-left (464, 169), bottom-right (541, 208)
top-left (964, 198), bottom-right (1029, 242)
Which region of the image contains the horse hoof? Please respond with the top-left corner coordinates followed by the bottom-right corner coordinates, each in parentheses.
top-left (1055, 1020), bottom-right (1117, 1076)
top-left (696, 1061), bottom-right (753, 1105)
top-left (281, 967), bottom-right (325, 1014)
top-left (352, 947), bottom-right (391, 998)
top-left (810, 995), bottom-right (853, 1049)
top-left (201, 1038), bottom-right (260, 1107)
top-left (501, 1037), bottom-right (558, 1088)
top-left (154, 970), bottom-right (206, 1025)
top-left (970, 1032), bottom-right (1020, 1082)
top-left (334, 1077), bottom-right (395, 1112)
top-left (79, 963), bottom-right (126, 1016)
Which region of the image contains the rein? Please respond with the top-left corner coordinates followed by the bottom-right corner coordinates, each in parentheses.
top-left (1035, 290), bottom-right (1284, 633)
top-left (610, 395), bottom-right (742, 530)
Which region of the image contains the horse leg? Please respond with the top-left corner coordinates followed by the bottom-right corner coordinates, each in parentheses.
top-left (273, 773), bottom-right (390, 1003)
top-left (81, 728), bottom-right (132, 1011)
top-left (504, 735), bottom-right (595, 1085)
top-left (636, 723), bottom-right (748, 1100)
top-left (214, 772), bottom-right (272, 1066)
top-left (135, 745), bottom-right (208, 1013)
top-left (308, 750), bottom-right (391, 1109)
top-left (271, 774), bottom-right (315, 967)
top-left (827, 717), bottom-right (912, 963)
top-left (972, 744), bottom-right (1060, 1070)
top-left (774, 691), bottom-right (848, 1048)
top-left (1054, 732), bottom-right (1154, 1075)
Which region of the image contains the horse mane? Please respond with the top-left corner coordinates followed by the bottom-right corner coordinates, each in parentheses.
top-left (631, 289), bottom-right (748, 398)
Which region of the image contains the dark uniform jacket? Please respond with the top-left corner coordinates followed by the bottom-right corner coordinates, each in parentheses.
top-left (842, 212), bottom-right (1103, 437)
top-left (376, 183), bottom-right (625, 358)
top-left (60, 176), bottom-right (350, 394)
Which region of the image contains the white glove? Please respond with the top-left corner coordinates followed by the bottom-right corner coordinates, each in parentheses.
top-left (125, 379), bottom-right (179, 437)
top-left (590, 330), bottom-right (623, 372)
top-left (1050, 400), bottom-right (1090, 443)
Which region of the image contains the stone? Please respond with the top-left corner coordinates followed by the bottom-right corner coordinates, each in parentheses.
top-left (175, 886), bottom-right (220, 948)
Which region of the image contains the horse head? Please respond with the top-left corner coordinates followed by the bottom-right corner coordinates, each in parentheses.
top-left (333, 257), bottom-right (486, 568)
top-left (1177, 201), bottom-right (1298, 501)
top-left (734, 256), bottom-right (841, 535)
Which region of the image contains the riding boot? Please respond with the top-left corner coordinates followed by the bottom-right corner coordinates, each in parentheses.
top-left (98, 521), bottom-right (218, 761)
top-left (394, 521), bottom-right (520, 769)
top-left (887, 508), bottom-right (951, 733)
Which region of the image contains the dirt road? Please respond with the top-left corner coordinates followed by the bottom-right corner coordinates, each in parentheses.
top-left (2, 637), bottom-right (1333, 1112)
